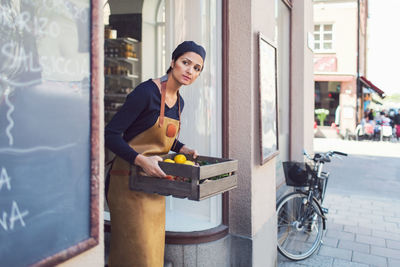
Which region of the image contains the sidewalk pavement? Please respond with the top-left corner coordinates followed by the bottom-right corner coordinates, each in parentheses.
top-left (277, 139), bottom-right (400, 267)
top-left (313, 138), bottom-right (400, 158)
top-left (278, 193), bottom-right (400, 267)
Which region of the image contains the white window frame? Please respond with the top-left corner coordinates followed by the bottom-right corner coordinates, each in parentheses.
top-left (164, 0), bottom-right (223, 232)
top-left (275, 0), bottom-right (291, 189)
top-left (313, 23), bottom-right (334, 53)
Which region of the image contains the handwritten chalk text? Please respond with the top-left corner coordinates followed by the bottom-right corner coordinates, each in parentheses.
top-left (0, 167), bottom-right (29, 232)
top-left (0, 201), bottom-right (29, 231)
top-left (0, 167), bottom-right (11, 191)
top-left (0, 10), bottom-right (60, 38)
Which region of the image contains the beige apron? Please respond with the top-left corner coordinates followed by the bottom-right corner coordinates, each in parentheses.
top-left (107, 81), bottom-right (180, 267)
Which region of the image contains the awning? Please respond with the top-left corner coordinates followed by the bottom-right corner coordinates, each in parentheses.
top-left (359, 76), bottom-right (386, 98)
top-left (371, 94), bottom-right (383, 105)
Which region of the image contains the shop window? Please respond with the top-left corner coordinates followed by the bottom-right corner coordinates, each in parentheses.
top-left (163, 0), bottom-right (223, 232)
top-left (104, 0), bottom-right (222, 233)
top-left (103, 1), bottom-right (110, 24)
top-left (275, 0), bottom-right (291, 190)
top-left (314, 23), bottom-right (334, 52)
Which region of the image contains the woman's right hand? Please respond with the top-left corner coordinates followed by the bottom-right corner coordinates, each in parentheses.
top-left (134, 154), bottom-right (166, 178)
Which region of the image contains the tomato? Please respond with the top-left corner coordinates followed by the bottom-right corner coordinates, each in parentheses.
top-left (165, 175), bottom-right (175, 180)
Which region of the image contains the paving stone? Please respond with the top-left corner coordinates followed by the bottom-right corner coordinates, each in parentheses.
top-left (347, 203), bottom-right (363, 209)
top-left (318, 246), bottom-right (352, 261)
top-left (372, 210), bottom-right (395, 217)
top-left (370, 217), bottom-right (386, 224)
top-left (326, 230), bottom-right (355, 241)
top-left (326, 221), bottom-right (344, 231)
top-left (384, 216), bottom-right (400, 224)
top-left (293, 254), bottom-right (334, 267)
top-left (388, 258), bottom-right (400, 267)
top-left (353, 218), bottom-right (373, 225)
top-left (333, 218), bottom-right (358, 226)
top-left (329, 214), bottom-right (349, 221)
top-left (386, 239), bottom-right (400, 250)
top-left (385, 223), bottom-right (400, 233)
top-left (338, 240), bottom-right (369, 253)
top-left (358, 213), bottom-right (384, 222)
top-left (278, 262), bottom-right (306, 267)
top-left (372, 230), bottom-right (400, 241)
top-left (371, 246), bottom-right (400, 260)
top-left (360, 222), bottom-right (386, 231)
top-left (352, 251), bottom-right (387, 267)
top-left (332, 258), bottom-right (368, 267)
top-left (322, 236), bottom-right (339, 248)
top-left (343, 225), bottom-right (372, 236)
top-left (356, 234), bottom-right (386, 247)
top-left (328, 208), bottom-right (338, 214)
top-left (332, 206), bottom-right (351, 213)
top-left (276, 256), bottom-right (304, 267)
top-left (360, 204), bottom-right (381, 211)
top-left (370, 201), bottom-right (390, 208)
top-left (337, 210), bottom-right (361, 217)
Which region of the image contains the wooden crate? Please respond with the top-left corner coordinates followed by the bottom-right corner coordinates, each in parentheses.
top-left (129, 153), bottom-right (238, 201)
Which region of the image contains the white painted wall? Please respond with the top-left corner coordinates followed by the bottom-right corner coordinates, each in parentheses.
top-left (291, 0), bottom-right (315, 160)
top-left (228, 1), bottom-right (314, 265)
top-left (314, 1), bottom-right (358, 75)
top-left (228, 0), bottom-right (253, 238)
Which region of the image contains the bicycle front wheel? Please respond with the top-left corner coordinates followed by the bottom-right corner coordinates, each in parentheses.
top-left (277, 192), bottom-right (325, 260)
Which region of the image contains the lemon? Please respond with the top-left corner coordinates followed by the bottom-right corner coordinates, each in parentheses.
top-left (174, 154), bottom-right (187, 164)
top-left (183, 160), bottom-right (195, 166)
top-left (164, 159), bottom-right (175, 163)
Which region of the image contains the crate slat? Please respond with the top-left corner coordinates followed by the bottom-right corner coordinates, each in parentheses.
top-left (197, 174), bottom-right (238, 201)
top-left (130, 170), bottom-right (192, 198)
top-left (199, 160), bottom-right (238, 180)
top-left (158, 162), bottom-right (200, 178)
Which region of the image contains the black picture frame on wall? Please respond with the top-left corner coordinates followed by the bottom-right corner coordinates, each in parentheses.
top-left (258, 33), bottom-right (279, 165)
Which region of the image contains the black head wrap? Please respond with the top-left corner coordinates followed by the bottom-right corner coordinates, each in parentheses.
top-left (172, 41), bottom-right (206, 62)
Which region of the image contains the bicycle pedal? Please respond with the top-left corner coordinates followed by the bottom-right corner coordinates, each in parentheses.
top-left (321, 207), bottom-right (329, 214)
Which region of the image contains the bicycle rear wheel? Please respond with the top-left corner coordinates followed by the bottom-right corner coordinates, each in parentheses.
top-left (277, 192), bottom-right (325, 260)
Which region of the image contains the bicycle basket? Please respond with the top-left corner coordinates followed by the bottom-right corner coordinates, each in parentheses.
top-left (282, 161), bottom-right (311, 187)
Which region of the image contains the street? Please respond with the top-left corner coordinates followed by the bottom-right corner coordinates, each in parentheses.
top-left (278, 138), bottom-right (400, 267)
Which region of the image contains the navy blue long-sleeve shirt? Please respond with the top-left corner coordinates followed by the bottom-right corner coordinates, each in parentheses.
top-left (105, 79), bottom-right (185, 164)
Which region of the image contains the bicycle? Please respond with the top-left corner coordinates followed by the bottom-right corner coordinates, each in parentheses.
top-left (276, 150), bottom-right (347, 261)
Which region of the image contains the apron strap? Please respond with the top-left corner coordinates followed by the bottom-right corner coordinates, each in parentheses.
top-left (159, 81), bottom-right (167, 127)
top-left (159, 78), bottom-right (181, 128)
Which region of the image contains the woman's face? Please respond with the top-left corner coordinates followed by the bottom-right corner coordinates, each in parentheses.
top-left (170, 52), bottom-right (204, 85)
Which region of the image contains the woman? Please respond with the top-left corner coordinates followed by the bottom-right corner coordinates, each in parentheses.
top-left (105, 41), bottom-right (206, 267)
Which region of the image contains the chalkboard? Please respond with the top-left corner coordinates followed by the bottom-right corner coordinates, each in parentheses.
top-left (0, 1), bottom-right (100, 266)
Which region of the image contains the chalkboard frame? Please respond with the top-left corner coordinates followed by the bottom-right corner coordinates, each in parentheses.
top-left (258, 32), bottom-right (279, 165)
top-left (29, 1), bottom-right (101, 266)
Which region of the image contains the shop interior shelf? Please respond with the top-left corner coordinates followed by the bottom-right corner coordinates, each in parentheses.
top-left (105, 37), bottom-right (139, 47)
top-left (105, 57), bottom-right (139, 64)
top-left (105, 110), bottom-right (118, 115)
top-left (104, 93), bottom-right (127, 99)
top-left (105, 74), bottom-right (139, 81)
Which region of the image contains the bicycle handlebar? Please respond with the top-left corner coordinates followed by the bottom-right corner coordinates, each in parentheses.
top-left (303, 149), bottom-right (313, 160)
top-left (332, 151), bottom-right (348, 156)
top-left (303, 149), bottom-right (348, 162)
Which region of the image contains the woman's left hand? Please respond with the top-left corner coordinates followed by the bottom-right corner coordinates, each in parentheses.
top-left (179, 145), bottom-right (198, 159)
